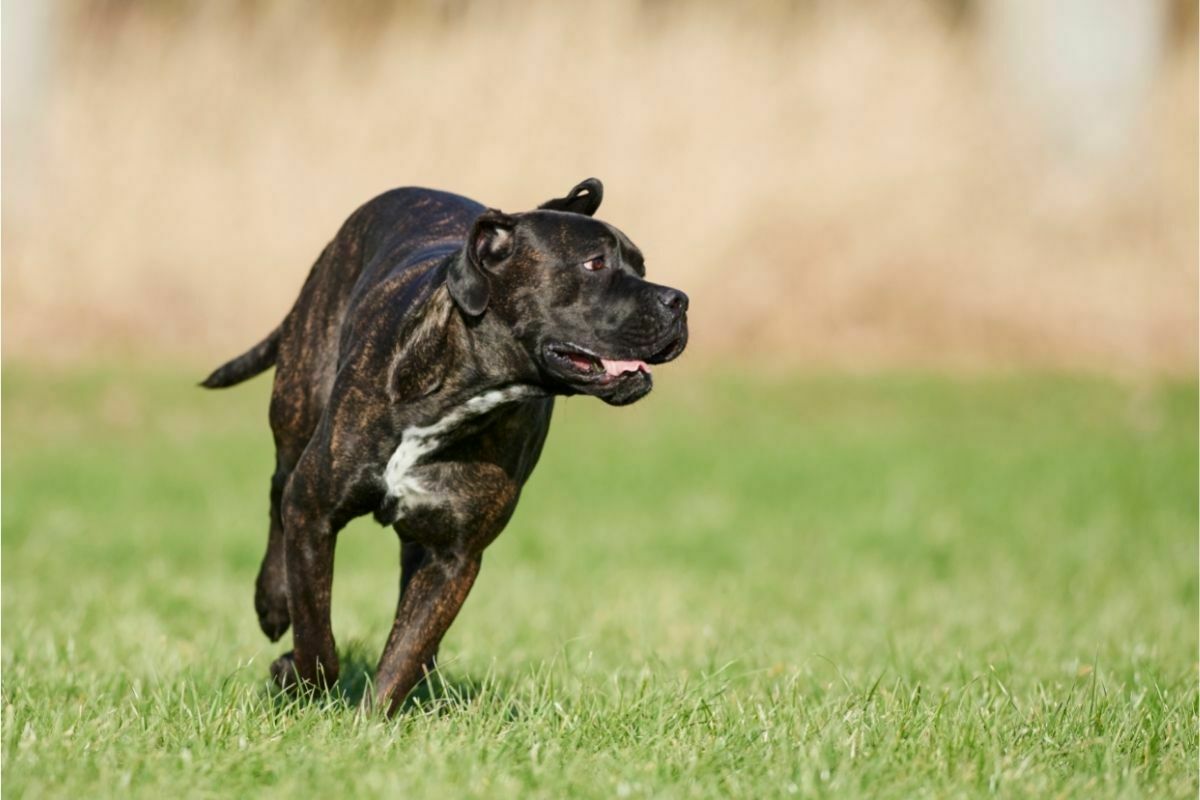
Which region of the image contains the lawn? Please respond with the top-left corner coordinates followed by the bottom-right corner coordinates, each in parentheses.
top-left (2, 365), bottom-right (1196, 798)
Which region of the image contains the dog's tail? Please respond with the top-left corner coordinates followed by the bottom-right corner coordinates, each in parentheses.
top-left (200, 325), bottom-right (282, 389)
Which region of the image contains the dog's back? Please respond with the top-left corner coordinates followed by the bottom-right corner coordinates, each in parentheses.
top-left (204, 187), bottom-right (481, 389)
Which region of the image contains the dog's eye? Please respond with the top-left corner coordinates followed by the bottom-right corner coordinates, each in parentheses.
top-left (581, 256), bottom-right (606, 272)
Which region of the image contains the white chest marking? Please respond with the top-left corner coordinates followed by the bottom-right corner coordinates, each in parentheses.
top-left (383, 385), bottom-right (537, 518)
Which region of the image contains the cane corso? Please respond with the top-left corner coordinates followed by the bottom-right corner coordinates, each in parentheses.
top-left (202, 179), bottom-right (688, 714)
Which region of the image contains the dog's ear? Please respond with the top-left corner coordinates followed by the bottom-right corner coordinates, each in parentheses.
top-left (448, 210), bottom-right (515, 316)
top-left (538, 178), bottom-right (603, 216)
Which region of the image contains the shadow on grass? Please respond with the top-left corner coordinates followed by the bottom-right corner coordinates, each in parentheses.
top-left (262, 638), bottom-right (504, 718)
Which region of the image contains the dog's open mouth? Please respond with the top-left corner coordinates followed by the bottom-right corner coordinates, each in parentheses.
top-left (546, 345), bottom-right (651, 381)
top-left (544, 333), bottom-right (686, 384)
top-left (543, 331), bottom-right (685, 405)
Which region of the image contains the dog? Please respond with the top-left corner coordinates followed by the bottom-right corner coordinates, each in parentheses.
top-left (202, 178), bottom-right (688, 714)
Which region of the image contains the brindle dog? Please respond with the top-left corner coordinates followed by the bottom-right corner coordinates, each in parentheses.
top-left (203, 179), bottom-right (688, 714)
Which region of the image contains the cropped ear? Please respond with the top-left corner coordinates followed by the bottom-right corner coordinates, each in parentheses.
top-left (537, 178), bottom-right (603, 216)
top-left (447, 210), bottom-right (515, 316)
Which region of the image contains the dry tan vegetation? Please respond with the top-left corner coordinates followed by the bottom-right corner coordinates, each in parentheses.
top-left (3, 2), bottom-right (1196, 373)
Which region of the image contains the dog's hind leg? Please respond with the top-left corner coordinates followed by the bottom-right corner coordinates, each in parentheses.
top-left (272, 454), bottom-right (344, 691)
top-left (254, 465), bottom-right (292, 641)
top-left (257, 353), bottom-right (331, 641)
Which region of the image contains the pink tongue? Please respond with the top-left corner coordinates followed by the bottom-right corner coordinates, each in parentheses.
top-left (600, 358), bottom-right (651, 376)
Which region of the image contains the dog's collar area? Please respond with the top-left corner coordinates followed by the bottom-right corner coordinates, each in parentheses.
top-left (381, 384), bottom-right (541, 523)
top-left (458, 384), bottom-right (543, 413)
top-left (402, 383), bottom-right (543, 450)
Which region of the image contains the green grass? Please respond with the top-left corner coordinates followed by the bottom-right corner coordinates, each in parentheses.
top-left (2, 365), bottom-right (1196, 798)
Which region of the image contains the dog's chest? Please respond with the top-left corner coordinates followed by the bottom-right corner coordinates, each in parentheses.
top-left (381, 386), bottom-right (535, 522)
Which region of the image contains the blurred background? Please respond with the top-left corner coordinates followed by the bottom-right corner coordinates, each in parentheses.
top-left (4, 5), bottom-right (1198, 795)
top-left (3, 0), bottom-right (1196, 375)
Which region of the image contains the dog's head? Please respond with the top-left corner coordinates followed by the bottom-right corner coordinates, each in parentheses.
top-left (447, 179), bottom-right (688, 406)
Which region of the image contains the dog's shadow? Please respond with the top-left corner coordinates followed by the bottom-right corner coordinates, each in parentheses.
top-left (265, 639), bottom-right (503, 718)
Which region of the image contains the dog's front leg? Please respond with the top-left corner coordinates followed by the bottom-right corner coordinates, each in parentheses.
top-left (399, 540), bottom-right (439, 673)
top-left (370, 547), bottom-right (481, 715)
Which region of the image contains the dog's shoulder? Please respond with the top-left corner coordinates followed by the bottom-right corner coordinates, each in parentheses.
top-left (351, 186), bottom-right (486, 242)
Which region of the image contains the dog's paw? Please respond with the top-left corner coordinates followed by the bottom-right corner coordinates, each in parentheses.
top-left (255, 581), bottom-right (291, 642)
top-left (269, 651), bottom-right (299, 691)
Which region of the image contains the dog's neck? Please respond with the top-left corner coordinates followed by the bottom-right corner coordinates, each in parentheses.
top-left (390, 281), bottom-right (547, 408)
top-left (461, 312), bottom-right (542, 384)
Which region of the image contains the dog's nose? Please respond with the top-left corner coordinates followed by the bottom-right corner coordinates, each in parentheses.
top-left (656, 287), bottom-right (689, 315)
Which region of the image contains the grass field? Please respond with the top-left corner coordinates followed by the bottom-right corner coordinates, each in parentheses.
top-left (2, 366), bottom-right (1196, 798)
